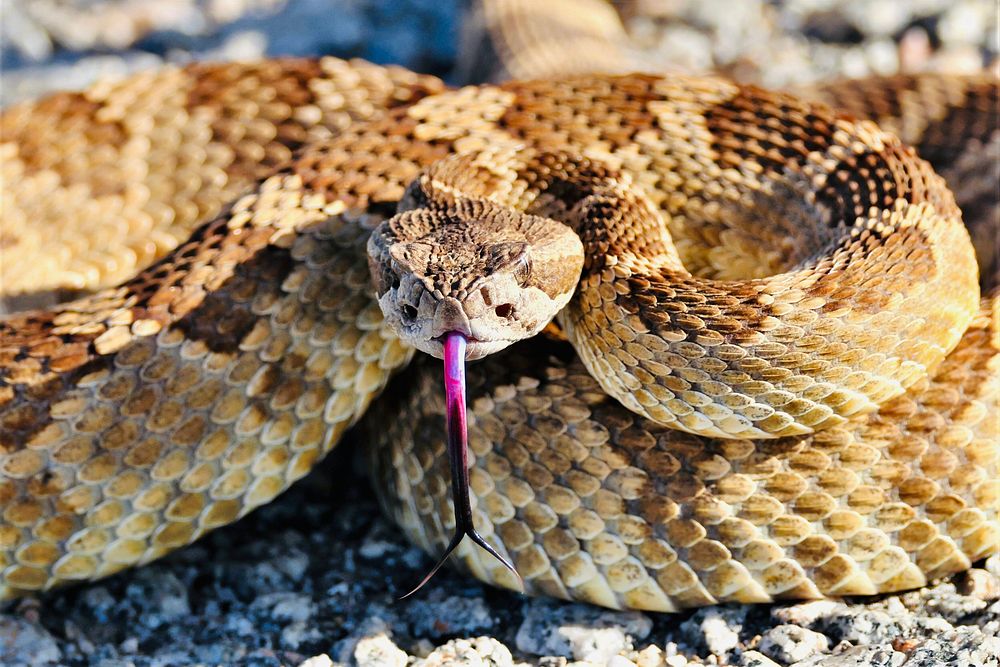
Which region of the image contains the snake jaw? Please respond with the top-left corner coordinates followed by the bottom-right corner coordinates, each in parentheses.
top-left (399, 331), bottom-right (522, 600)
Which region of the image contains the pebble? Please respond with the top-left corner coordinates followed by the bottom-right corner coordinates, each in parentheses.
top-left (902, 627), bottom-right (1000, 667)
top-left (251, 592), bottom-right (316, 623)
top-left (772, 600), bottom-right (843, 627)
top-left (514, 599), bottom-right (652, 661)
top-left (938, 0), bottom-right (990, 46)
top-left (354, 633), bottom-right (409, 667)
top-left (408, 592), bottom-right (496, 639)
top-left (758, 625), bottom-right (830, 664)
top-left (297, 655), bottom-right (335, 667)
top-left (814, 608), bottom-right (901, 646)
top-left (677, 606), bottom-right (747, 656)
top-left (790, 644), bottom-right (905, 667)
top-left (415, 637), bottom-right (514, 667)
top-left (739, 650), bottom-right (782, 667)
top-left (0, 616), bottom-right (62, 666)
top-left (634, 644), bottom-right (666, 667)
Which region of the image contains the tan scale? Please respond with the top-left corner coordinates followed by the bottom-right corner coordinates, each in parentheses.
top-left (0, 57), bottom-right (996, 606)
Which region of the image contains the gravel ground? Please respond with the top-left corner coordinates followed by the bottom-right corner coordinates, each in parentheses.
top-left (0, 1), bottom-right (997, 666)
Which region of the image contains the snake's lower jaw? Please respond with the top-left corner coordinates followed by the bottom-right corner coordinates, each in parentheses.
top-left (412, 336), bottom-right (517, 360)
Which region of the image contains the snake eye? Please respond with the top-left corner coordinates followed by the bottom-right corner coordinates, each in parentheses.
top-left (512, 253), bottom-right (532, 288)
top-left (495, 304), bottom-right (515, 319)
top-left (401, 304), bottom-right (417, 322)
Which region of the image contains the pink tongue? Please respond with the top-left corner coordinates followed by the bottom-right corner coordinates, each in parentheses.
top-left (443, 331), bottom-right (468, 458)
top-left (398, 332), bottom-right (521, 599)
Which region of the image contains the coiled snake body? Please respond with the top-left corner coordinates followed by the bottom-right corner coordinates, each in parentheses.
top-left (0, 58), bottom-right (996, 610)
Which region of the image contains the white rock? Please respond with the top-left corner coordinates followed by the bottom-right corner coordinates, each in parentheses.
top-left (355, 633), bottom-right (409, 667)
top-left (297, 655), bottom-right (335, 667)
top-left (758, 625), bottom-right (830, 664)
top-left (415, 637), bottom-right (513, 667)
top-left (738, 650), bottom-right (781, 667)
top-left (0, 617), bottom-right (62, 666)
top-left (939, 0), bottom-right (989, 45)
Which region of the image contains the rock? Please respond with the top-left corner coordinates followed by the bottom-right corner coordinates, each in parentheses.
top-left (281, 620), bottom-right (323, 650)
top-left (606, 656), bottom-right (639, 667)
top-left (354, 633), bottom-right (409, 667)
top-left (251, 592), bottom-right (316, 623)
top-left (127, 569), bottom-right (191, 630)
top-left (789, 644), bottom-right (905, 667)
top-left (901, 584), bottom-right (988, 624)
top-left (814, 608), bottom-right (901, 646)
top-left (738, 650), bottom-right (781, 667)
top-left (758, 625), bottom-right (829, 664)
top-left (901, 627), bottom-right (1000, 667)
top-left (634, 644), bottom-right (666, 667)
top-left (514, 599), bottom-right (652, 661)
top-left (772, 600), bottom-right (844, 627)
top-left (408, 592), bottom-right (496, 639)
top-left (961, 567), bottom-right (1000, 602)
top-left (677, 606), bottom-right (747, 656)
top-left (416, 637), bottom-right (514, 667)
top-left (0, 616), bottom-right (62, 666)
top-left (842, 0), bottom-right (913, 37)
top-left (938, 0), bottom-right (989, 45)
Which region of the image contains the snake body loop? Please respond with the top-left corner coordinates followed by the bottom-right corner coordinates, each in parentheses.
top-left (0, 60), bottom-right (996, 609)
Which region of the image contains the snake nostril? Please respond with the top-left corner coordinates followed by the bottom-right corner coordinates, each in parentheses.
top-left (401, 304), bottom-right (418, 322)
top-left (495, 304), bottom-right (515, 319)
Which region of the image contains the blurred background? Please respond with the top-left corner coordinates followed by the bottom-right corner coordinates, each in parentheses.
top-left (2, 0), bottom-right (996, 106)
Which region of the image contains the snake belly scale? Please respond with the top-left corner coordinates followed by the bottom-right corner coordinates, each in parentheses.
top-left (0, 58), bottom-right (996, 610)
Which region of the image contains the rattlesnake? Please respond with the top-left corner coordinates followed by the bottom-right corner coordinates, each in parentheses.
top-left (0, 51), bottom-right (996, 609)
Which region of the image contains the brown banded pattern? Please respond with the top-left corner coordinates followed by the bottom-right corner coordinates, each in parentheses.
top-left (0, 59), bottom-right (994, 607)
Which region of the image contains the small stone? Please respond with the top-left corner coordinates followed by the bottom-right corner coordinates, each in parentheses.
top-left (958, 568), bottom-right (1000, 600)
top-left (607, 656), bottom-right (638, 667)
top-left (250, 592), bottom-right (315, 623)
top-left (814, 608), bottom-right (901, 646)
top-left (409, 593), bottom-right (496, 639)
top-left (514, 599), bottom-right (652, 661)
top-left (758, 625), bottom-right (829, 664)
top-left (0, 617), bottom-right (62, 665)
top-left (354, 633), bottom-right (408, 667)
top-left (635, 644), bottom-right (665, 667)
top-left (898, 27), bottom-right (932, 72)
top-left (790, 644), bottom-right (905, 667)
top-left (678, 606), bottom-right (747, 656)
top-left (913, 584), bottom-right (988, 623)
top-left (985, 553), bottom-right (1000, 578)
top-left (938, 0), bottom-right (988, 45)
top-left (415, 637), bottom-right (513, 667)
top-left (738, 650), bottom-right (781, 667)
top-left (297, 655), bottom-right (334, 667)
top-left (127, 570), bottom-right (191, 629)
top-left (772, 600), bottom-right (844, 627)
top-left (276, 548), bottom-right (310, 583)
top-left (864, 40), bottom-right (898, 75)
top-left (843, 0), bottom-right (912, 37)
top-left (282, 620), bottom-right (323, 650)
top-left (902, 627), bottom-right (1000, 667)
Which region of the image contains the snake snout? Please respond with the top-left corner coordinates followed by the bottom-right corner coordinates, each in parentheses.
top-left (431, 297), bottom-right (472, 340)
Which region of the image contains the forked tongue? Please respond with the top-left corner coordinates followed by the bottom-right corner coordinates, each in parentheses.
top-left (399, 331), bottom-right (522, 599)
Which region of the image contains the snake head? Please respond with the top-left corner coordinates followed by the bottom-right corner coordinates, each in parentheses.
top-left (367, 187), bottom-right (583, 360)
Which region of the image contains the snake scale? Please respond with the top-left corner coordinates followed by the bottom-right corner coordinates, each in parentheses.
top-left (0, 51), bottom-right (997, 611)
